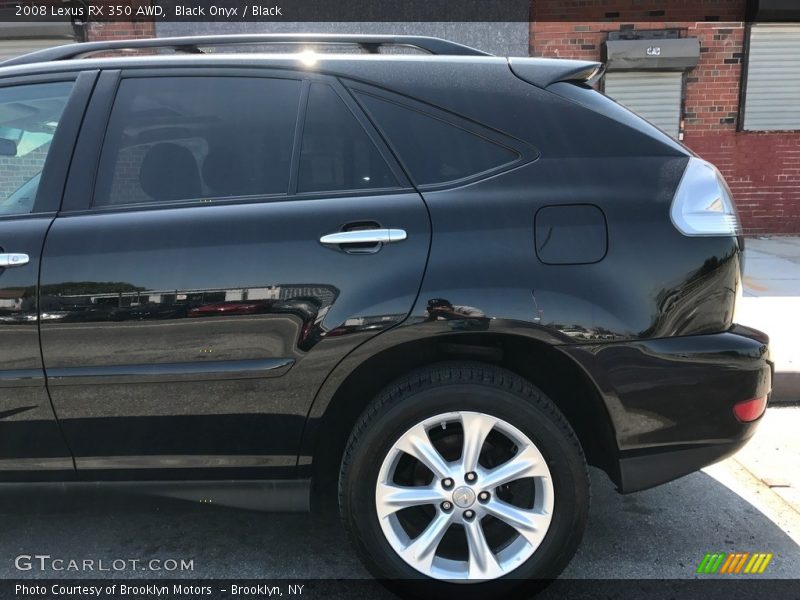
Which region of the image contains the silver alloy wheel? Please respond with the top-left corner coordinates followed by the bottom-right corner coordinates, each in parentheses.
top-left (375, 411), bottom-right (554, 581)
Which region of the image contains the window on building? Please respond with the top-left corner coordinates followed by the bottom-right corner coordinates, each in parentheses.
top-left (94, 77), bottom-right (301, 206)
top-left (297, 84), bottom-right (397, 193)
top-left (354, 91), bottom-right (519, 186)
top-left (743, 25), bottom-right (800, 131)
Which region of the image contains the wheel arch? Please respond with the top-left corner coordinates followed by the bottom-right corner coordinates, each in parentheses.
top-left (303, 330), bottom-right (621, 507)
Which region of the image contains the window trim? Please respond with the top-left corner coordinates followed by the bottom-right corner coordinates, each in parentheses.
top-left (287, 79), bottom-right (310, 195)
top-left (61, 68), bottom-right (414, 215)
top-left (62, 69), bottom-right (120, 213)
top-left (294, 80), bottom-right (408, 196)
top-left (343, 79), bottom-right (539, 191)
top-left (0, 70), bottom-right (96, 217)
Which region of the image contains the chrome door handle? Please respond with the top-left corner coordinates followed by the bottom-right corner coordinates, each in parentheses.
top-left (0, 253), bottom-right (29, 268)
top-left (320, 229), bottom-right (407, 245)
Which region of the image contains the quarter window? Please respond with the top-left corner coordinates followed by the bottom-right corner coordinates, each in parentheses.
top-left (354, 92), bottom-right (519, 186)
top-left (297, 83), bottom-right (397, 193)
top-left (0, 81), bottom-right (73, 216)
top-left (94, 77), bottom-right (301, 206)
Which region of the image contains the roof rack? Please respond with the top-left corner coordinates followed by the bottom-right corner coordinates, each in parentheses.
top-left (0, 33), bottom-right (492, 67)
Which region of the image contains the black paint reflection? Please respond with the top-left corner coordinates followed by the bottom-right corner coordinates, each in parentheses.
top-left (643, 249), bottom-right (740, 339)
top-left (424, 298), bottom-right (490, 331)
top-left (39, 282), bottom-right (340, 356)
top-left (0, 285), bottom-right (36, 324)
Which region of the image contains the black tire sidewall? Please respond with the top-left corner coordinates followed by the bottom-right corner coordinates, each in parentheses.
top-left (341, 371), bottom-right (589, 595)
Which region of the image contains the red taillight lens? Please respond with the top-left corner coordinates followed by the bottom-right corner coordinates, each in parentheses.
top-left (733, 395), bottom-right (768, 422)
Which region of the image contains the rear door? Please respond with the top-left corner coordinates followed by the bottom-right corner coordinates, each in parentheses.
top-left (39, 70), bottom-right (430, 480)
top-left (0, 70), bottom-right (94, 479)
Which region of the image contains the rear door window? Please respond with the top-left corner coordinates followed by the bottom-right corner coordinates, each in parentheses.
top-left (0, 81), bottom-right (74, 215)
top-left (354, 91), bottom-right (520, 187)
top-left (297, 83), bottom-right (397, 193)
top-left (93, 76), bottom-right (301, 207)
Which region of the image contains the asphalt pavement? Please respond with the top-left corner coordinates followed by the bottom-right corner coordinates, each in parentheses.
top-left (1, 428), bottom-right (797, 581)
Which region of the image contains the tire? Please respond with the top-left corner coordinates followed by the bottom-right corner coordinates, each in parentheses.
top-left (339, 362), bottom-right (589, 598)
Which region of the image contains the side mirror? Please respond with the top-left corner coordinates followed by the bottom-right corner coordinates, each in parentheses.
top-left (0, 138), bottom-right (17, 156)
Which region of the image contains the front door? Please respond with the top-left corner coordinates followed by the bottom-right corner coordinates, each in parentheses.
top-left (0, 72), bottom-right (94, 479)
top-left (39, 71), bottom-right (430, 480)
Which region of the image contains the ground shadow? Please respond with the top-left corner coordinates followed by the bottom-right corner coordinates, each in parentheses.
top-left (0, 467), bottom-right (797, 597)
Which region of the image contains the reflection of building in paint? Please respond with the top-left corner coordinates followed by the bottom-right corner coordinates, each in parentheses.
top-left (0, 289), bottom-right (28, 310)
top-left (31, 283), bottom-right (341, 325)
top-left (44, 284), bottom-right (337, 309)
top-left (0, 298), bottom-right (22, 310)
top-left (279, 285), bottom-right (337, 305)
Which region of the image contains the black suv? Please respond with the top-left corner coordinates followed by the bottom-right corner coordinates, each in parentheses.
top-left (0, 35), bottom-right (772, 592)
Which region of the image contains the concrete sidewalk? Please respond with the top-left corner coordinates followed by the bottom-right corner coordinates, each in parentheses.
top-left (739, 236), bottom-right (800, 403)
top-left (731, 406), bottom-right (800, 517)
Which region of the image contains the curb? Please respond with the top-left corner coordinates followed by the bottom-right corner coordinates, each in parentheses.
top-left (731, 455), bottom-right (800, 518)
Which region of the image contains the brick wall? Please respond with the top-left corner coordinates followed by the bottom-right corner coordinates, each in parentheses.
top-left (532, 1), bottom-right (800, 234)
top-left (86, 20), bottom-right (155, 41)
top-left (687, 132), bottom-right (800, 234)
top-left (85, 1), bottom-right (155, 41)
top-left (682, 23), bottom-right (744, 132)
top-left (0, 144), bottom-right (50, 202)
top-left (532, 0), bottom-right (745, 22)
top-left (681, 22), bottom-right (800, 234)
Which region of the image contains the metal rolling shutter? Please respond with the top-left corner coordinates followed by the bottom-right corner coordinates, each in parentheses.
top-left (604, 70), bottom-right (683, 137)
top-left (744, 25), bottom-right (800, 131)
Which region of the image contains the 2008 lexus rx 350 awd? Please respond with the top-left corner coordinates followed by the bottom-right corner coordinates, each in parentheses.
top-left (0, 34), bottom-right (771, 596)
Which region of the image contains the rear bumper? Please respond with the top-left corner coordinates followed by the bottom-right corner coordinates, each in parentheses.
top-left (616, 438), bottom-right (752, 493)
top-left (561, 324), bottom-right (772, 493)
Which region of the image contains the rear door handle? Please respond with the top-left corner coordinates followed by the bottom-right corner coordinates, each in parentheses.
top-left (0, 253), bottom-right (29, 268)
top-left (320, 229), bottom-right (407, 245)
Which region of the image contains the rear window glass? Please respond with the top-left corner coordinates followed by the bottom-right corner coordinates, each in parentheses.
top-left (354, 92), bottom-right (519, 186)
top-left (298, 84), bottom-right (397, 193)
top-left (94, 77), bottom-right (301, 206)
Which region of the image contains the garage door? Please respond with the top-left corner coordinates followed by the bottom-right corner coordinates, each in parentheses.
top-left (604, 71), bottom-right (683, 137)
top-left (0, 38), bottom-right (73, 63)
top-left (743, 25), bottom-right (800, 131)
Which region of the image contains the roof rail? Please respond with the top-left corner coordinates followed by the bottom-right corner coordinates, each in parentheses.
top-left (0, 33), bottom-right (492, 67)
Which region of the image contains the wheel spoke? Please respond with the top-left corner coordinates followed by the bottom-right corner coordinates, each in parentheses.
top-left (400, 511), bottom-right (452, 571)
top-left (483, 498), bottom-right (549, 547)
top-left (464, 519), bottom-right (503, 579)
top-left (394, 423), bottom-right (452, 480)
top-left (376, 410), bottom-right (557, 581)
top-left (479, 444), bottom-right (548, 489)
top-left (376, 483), bottom-right (443, 519)
top-left (460, 412), bottom-right (497, 473)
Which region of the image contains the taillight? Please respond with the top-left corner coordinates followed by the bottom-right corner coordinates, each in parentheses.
top-left (670, 158), bottom-right (741, 237)
top-left (733, 395), bottom-right (768, 423)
